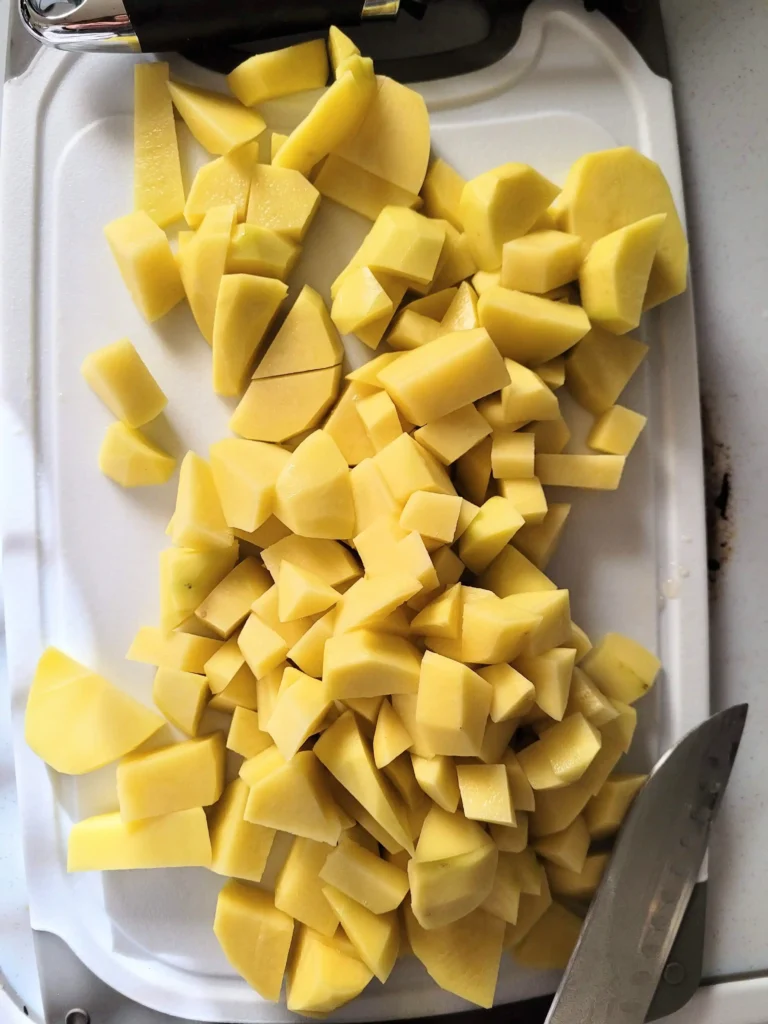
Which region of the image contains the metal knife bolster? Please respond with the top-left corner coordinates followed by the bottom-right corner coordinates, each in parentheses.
top-left (546, 704), bottom-right (747, 1024)
top-left (20, 0), bottom-right (411, 53)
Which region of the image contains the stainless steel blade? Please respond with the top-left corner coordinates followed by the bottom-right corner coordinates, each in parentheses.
top-left (545, 703), bottom-right (748, 1024)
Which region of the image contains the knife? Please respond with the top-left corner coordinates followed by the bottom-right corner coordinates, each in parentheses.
top-left (545, 703), bottom-right (748, 1024)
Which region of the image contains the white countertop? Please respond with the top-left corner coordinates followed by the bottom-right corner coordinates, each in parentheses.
top-left (1, 0), bottom-right (767, 1019)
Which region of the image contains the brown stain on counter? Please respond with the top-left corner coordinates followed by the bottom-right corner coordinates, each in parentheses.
top-left (701, 395), bottom-right (734, 592)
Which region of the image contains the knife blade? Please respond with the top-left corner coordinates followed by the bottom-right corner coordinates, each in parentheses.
top-left (545, 703), bottom-right (748, 1024)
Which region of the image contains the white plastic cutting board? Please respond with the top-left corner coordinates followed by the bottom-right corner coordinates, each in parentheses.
top-left (1, 1), bottom-right (709, 1020)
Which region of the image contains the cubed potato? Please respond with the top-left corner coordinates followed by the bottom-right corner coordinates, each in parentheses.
top-left (478, 287), bottom-right (590, 364)
top-left (241, 747), bottom-right (342, 845)
top-left (231, 364), bottom-right (341, 442)
top-left (523, 415), bottom-right (572, 454)
top-left (565, 326), bottom-right (648, 414)
top-left (331, 267), bottom-right (395, 342)
top-left (499, 478), bottom-right (548, 525)
top-left (414, 404), bottom-right (491, 466)
top-left (246, 163), bottom-right (320, 241)
top-left (431, 228), bottom-right (478, 294)
top-left (504, 589), bottom-right (571, 655)
top-left (99, 422), bottom-right (176, 487)
top-left (373, 433), bottom-right (455, 503)
top-left (458, 496), bottom-right (525, 573)
top-left (477, 716), bottom-right (518, 765)
top-left (516, 647), bottom-right (576, 721)
top-left (226, 706), bottom-right (273, 759)
top-left (580, 213), bottom-right (665, 333)
top-left (265, 669), bottom-right (332, 759)
top-left (535, 453), bottom-right (626, 490)
top-left (399, 491), bottom-right (461, 546)
top-left (565, 666), bottom-right (619, 726)
top-left (405, 905), bottom-right (505, 1008)
top-left (287, 925), bottom-right (373, 1014)
top-left (273, 56), bottom-right (376, 176)
top-left (205, 634), bottom-right (255, 693)
top-left (25, 648), bottom-right (163, 775)
top-left (373, 700), bottom-right (413, 768)
top-left (479, 664), bottom-right (535, 723)
top-left (421, 158), bottom-right (465, 230)
top-left (323, 886), bottom-right (399, 983)
top-left (325, 382), bottom-right (378, 465)
top-left (480, 849), bottom-right (526, 923)
top-left (117, 732), bottom-right (225, 821)
top-left (357, 391), bottom-right (403, 450)
top-left (81, 338), bottom-right (167, 427)
top-left (503, 871), bottom-right (552, 947)
top-left (316, 154), bottom-right (420, 222)
top-left (184, 143), bottom-right (258, 228)
top-left (459, 163), bottom-right (559, 270)
top-left (457, 763), bottom-right (514, 825)
top-left (378, 328), bottom-right (510, 426)
top-left (152, 667), bottom-right (209, 736)
top-left (335, 75), bottom-right (431, 194)
top-left (209, 439), bottom-right (289, 533)
top-left (475, 394), bottom-right (524, 432)
top-left (517, 740), bottom-right (568, 791)
top-left (168, 80), bottom-right (265, 154)
top-left (134, 63), bottom-right (185, 228)
top-left (472, 269), bottom-right (501, 294)
top-left (328, 26), bottom-right (360, 71)
top-left (209, 777), bottom-right (276, 882)
top-left (432, 546), bottom-right (465, 591)
top-left (104, 211), bottom-right (184, 321)
top-left (168, 451), bottom-right (233, 551)
top-left (581, 632), bottom-right (661, 703)
top-left (323, 630), bottom-right (421, 699)
top-left (512, 901), bottom-right (581, 969)
top-left (212, 274), bottom-right (288, 395)
top-left (501, 230), bottom-right (583, 294)
top-left (274, 836), bottom-right (338, 936)
top-left (345, 207), bottom-right (447, 290)
top-left (226, 223), bottom-right (299, 278)
top-left (214, 880), bottom-right (293, 1002)
top-left (234, 516), bottom-right (291, 549)
top-left (454, 499), bottom-right (481, 538)
top-left (455, 436), bottom-right (492, 505)
top-left (478, 544), bottom-right (556, 597)
top-left (320, 836), bottom-right (409, 913)
top-left (315, 711), bottom-right (414, 851)
top-left (500, 359), bottom-right (560, 422)
top-left (410, 584), bottom-right (461, 641)
top-left (534, 814), bottom-right (590, 872)
top-left (180, 204), bottom-right (237, 343)
top-left (547, 850), bottom-right (610, 899)
top-left (536, 355), bottom-right (566, 389)
top-left (491, 432), bottom-right (536, 480)
top-left (252, 584), bottom-right (318, 646)
top-left (409, 841), bottom-right (498, 930)
top-left (415, 652), bottom-right (492, 757)
top-left (67, 807), bottom-right (211, 871)
top-left (561, 147), bottom-right (688, 308)
top-left (405, 287), bottom-right (459, 320)
top-left (228, 39), bottom-right (328, 105)
top-left (348, 274), bottom-right (409, 348)
top-left (261, 535), bottom-right (360, 587)
top-left (238, 613), bottom-right (289, 679)
top-left (255, 286), bottom-right (343, 380)
top-left (588, 405), bottom-right (647, 455)
top-left (278, 561), bottom-right (339, 622)
top-left (585, 773), bottom-right (647, 838)
top-left (513, 503), bottom-right (571, 569)
top-left (334, 574), bottom-right (421, 635)
top-left (411, 754), bottom-right (459, 812)
top-left (208, 662), bottom-right (260, 713)
top-left (490, 813), bottom-right (529, 854)
top-left (350, 459), bottom-right (399, 534)
top-left (128, 626), bottom-right (222, 673)
top-left (387, 309), bottom-right (441, 351)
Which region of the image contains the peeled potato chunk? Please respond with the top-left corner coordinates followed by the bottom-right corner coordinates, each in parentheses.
top-left (82, 338), bottom-right (166, 428)
top-left (581, 632), bottom-right (661, 703)
top-left (231, 365), bottom-right (341, 442)
top-left (478, 286), bottom-right (590, 365)
top-left (179, 204), bottom-right (237, 344)
top-left (274, 430), bottom-right (355, 539)
top-left (228, 39), bottom-right (329, 105)
top-left (68, 808), bottom-right (211, 872)
top-left (287, 926), bottom-right (373, 1014)
top-left (134, 63), bottom-right (185, 228)
top-left (254, 286), bottom-right (343, 379)
top-left (501, 230), bottom-right (583, 294)
top-left (247, 164), bottom-right (320, 242)
top-left (316, 154), bottom-right (420, 222)
top-left (184, 142), bottom-right (259, 228)
top-left (212, 274), bottom-right (288, 396)
top-left (167, 80), bottom-right (266, 155)
top-left (99, 422), bottom-right (176, 487)
top-left (104, 211), bottom-right (184, 322)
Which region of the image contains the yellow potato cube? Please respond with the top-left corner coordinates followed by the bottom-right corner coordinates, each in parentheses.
top-left (536, 355), bottom-right (566, 389)
top-left (325, 382), bottom-right (378, 464)
top-left (278, 561), bottom-right (339, 622)
top-left (491, 432), bottom-right (535, 481)
top-left (316, 153), bottom-right (420, 222)
top-left (379, 328), bottom-right (510, 426)
top-left (457, 763), bottom-right (514, 825)
top-left (134, 63), bottom-right (185, 228)
top-left (82, 338), bottom-right (166, 428)
top-left (209, 439), bottom-right (289, 533)
top-left (152, 667), bottom-right (209, 736)
top-left (565, 666), bottom-right (618, 725)
top-left (275, 837), bottom-right (338, 936)
top-left (421, 157), bottom-right (465, 230)
top-left (455, 435), bottom-right (492, 504)
top-left (228, 39), bottom-right (328, 105)
top-left (479, 663), bottom-right (535, 723)
top-left (184, 143), bottom-right (259, 228)
top-left (501, 230), bottom-right (583, 294)
top-left (226, 706), bottom-right (272, 758)
top-left (499, 477), bottom-right (548, 525)
top-left (503, 871), bottom-right (552, 947)
top-left (117, 732), bottom-right (225, 822)
top-left (226, 223), bottom-right (299, 279)
top-left (523, 415), bottom-right (572, 454)
top-left (414, 404), bottom-right (491, 466)
top-left (432, 545), bottom-right (465, 590)
top-left (539, 714), bottom-right (601, 785)
top-left (409, 585), bottom-right (461, 641)
top-left (208, 666), bottom-right (259, 713)
top-left (364, 207), bottom-right (448, 289)
top-left (334, 574), bottom-right (421, 635)
top-left (472, 269), bottom-right (501, 294)
top-left (238, 613), bottom-right (289, 679)
top-left (261, 535), bottom-right (360, 587)
top-left (387, 309), bottom-right (441, 351)
top-left (565, 326), bottom-right (648, 413)
top-left (431, 226), bottom-right (478, 294)
top-left (403, 288), bottom-right (456, 321)
top-left (180, 203), bottom-right (237, 343)
top-left (373, 433), bottom-right (455, 502)
top-left (357, 391), bottom-right (403, 451)
top-left (234, 516), bottom-right (291, 549)
top-left (314, 711), bottom-right (414, 852)
top-left (210, 778), bottom-right (276, 882)
top-left (479, 850), bottom-right (524, 923)
top-left (409, 841), bottom-right (498, 931)
top-left (274, 57), bottom-right (377, 176)
top-left (581, 632), bottom-right (661, 703)
top-left (25, 648), bottom-right (163, 775)
top-left (459, 496), bottom-right (525, 573)
top-left (253, 583), bottom-right (318, 646)
top-left (456, 499), bottom-right (481, 538)
top-left (328, 26), bottom-right (360, 71)
top-left (479, 286), bottom-right (590, 364)
top-left (232, 364), bottom-right (341, 442)
top-left (274, 430), bottom-right (355, 539)
top-left (287, 926), bottom-right (373, 1014)
top-left (500, 358), bottom-right (560, 422)
top-left (500, 751), bottom-right (536, 812)
top-left (167, 80), bottom-right (265, 154)
top-left (512, 901), bottom-right (582, 970)
top-left (585, 772), bottom-right (646, 838)
top-left (169, 451), bottom-right (233, 551)
top-left (411, 754), bottom-right (459, 812)
top-left (373, 700), bottom-right (413, 768)
top-left (354, 275), bottom-right (409, 348)
top-left (547, 851), bottom-right (609, 899)
top-left (513, 502), bottom-right (571, 569)
top-left (255, 286), bottom-right (343, 380)
top-left (242, 747), bottom-right (343, 844)
top-left (349, 458), bottom-right (399, 534)
top-left (212, 273), bottom-right (287, 395)
top-left (477, 716), bottom-right (519, 765)
top-left (214, 880), bottom-right (293, 1001)
top-left (459, 163), bottom-right (559, 270)
top-left (128, 626), bottom-right (221, 673)
top-left (400, 491), bottom-right (462, 545)
top-left (266, 668), bottom-right (332, 759)
top-left (478, 544), bottom-right (556, 597)
top-left (323, 630), bottom-right (421, 699)
top-left (504, 589), bottom-right (571, 656)
top-left (99, 422), bottom-right (176, 487)
top-left (323, 885), bottom-right (399, 983)
top-left (517, 741), bottom-right (567, 791)
top-left (104, 210), bottom-right (184, 322)
top-left (405, 905), bottom-right (505, 1008)
top-left (536, 815), bottom-right (590, 873)
top-left (320, 836), bottom-right (409, 913)
top-left (535, 453), bottom-right (626, 490)
top-left (331, 266), bottom-right (395, 340)
top-left (490, 814), bottom-right (529, 855)
top-left (68, 808), bottom-right (211, 872)
top-left (246, 163), bottom-right (320, 241)
top-left (415, 652), bottom-right (492, 757)
top-left (588, 404), bottom-right (647, 455)
top-left (516, 647), bottom-right (576, 721)
top-left (205, 634), bottom-right (254, 693)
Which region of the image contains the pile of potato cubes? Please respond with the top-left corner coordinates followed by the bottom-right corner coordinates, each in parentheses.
top-left (25, 23), bottom-right (686, 1016)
